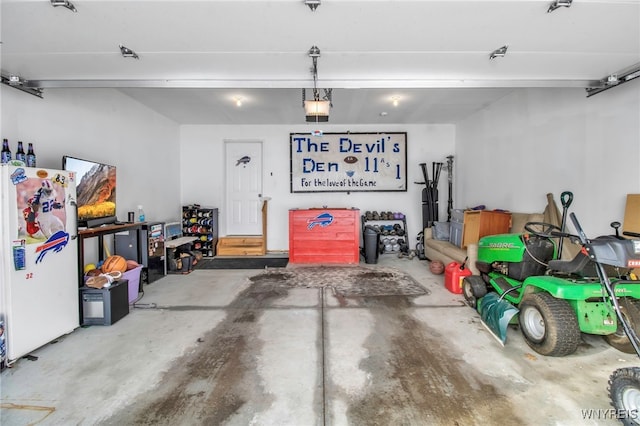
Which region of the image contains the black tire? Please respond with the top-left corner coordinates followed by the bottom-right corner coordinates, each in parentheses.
top-left (518, 292), bottom-right (581, 357)
top-left (462, 276), bottom-right (487, 309)
top-left (605, 298), bottom-right (640, 354)
top-left (609, 367), bottom-right (640, 425)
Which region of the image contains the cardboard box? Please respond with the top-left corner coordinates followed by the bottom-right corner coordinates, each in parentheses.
top-left (624, 194), bottom-right (640, 234)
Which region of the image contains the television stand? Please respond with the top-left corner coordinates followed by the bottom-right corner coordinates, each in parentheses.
top-left (78, 222), bottom-right (145, 284)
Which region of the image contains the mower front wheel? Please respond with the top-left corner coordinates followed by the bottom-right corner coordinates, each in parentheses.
top-left (518, 292), bottom-right (581, 357)
top-left (609, 367), bottom-right (640, 425)
top-left (462, 276), bottom-right (487, 309)
top-left (605, 298), bottom-right (640, 354)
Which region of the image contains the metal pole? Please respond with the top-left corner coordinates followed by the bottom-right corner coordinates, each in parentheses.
top-left (419, 163), bottom-right (432, 227)
top-left (446, 155), bottom-right (454, 222)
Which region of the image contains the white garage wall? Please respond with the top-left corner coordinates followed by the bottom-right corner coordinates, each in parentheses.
top-left (456, 81), bottom-right (640, 236)
top-left (1, 86), bottom-right (182, 224)
top-left (180, 124), bottom-right (455, 251)
top-left (6, 81), bottom-right (637, 256)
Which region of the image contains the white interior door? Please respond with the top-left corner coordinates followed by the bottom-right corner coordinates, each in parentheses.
top-left (225, 141), bottom-right (263, 235)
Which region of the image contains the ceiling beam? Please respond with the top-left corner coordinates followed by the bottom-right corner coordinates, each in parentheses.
top-left (25, 78), bottom-right (602, 89)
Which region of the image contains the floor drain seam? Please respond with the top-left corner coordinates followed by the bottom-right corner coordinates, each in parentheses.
top-left (321, 287), bottom-right (327, 426)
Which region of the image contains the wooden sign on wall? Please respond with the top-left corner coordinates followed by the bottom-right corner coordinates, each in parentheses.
top-left (290, 132), bottom-right (407, 193)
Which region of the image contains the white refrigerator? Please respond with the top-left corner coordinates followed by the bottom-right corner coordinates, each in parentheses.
top-left (0, 164), bottom-right (79, 367)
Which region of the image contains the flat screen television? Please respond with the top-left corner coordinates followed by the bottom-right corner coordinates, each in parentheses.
top-left (63, 155), bottom-right (117, 227)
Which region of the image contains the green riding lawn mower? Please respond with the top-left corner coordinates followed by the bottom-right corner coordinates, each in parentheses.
top-left (462, 195), bottom-right (640, 423)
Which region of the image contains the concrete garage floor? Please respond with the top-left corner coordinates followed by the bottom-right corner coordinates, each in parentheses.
top-left (1, 255), bottom-right (637, 425)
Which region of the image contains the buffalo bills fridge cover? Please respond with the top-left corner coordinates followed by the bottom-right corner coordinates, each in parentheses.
top-left (1, 165), bottom-right (79, 366)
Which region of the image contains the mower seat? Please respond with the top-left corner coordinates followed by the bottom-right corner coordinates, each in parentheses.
top-left (548, 252), bottom-right (593, 275)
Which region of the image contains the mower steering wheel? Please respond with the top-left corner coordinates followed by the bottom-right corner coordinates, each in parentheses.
top-left (524, 222), bottom-right (563, 239)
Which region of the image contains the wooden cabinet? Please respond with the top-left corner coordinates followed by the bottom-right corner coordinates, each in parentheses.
top-left (462, 210), bottom-right (512, 248)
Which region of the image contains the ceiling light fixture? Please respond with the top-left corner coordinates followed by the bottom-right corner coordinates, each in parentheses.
top-left (234, 97), bottom-right (243, 107)
top-left (391, 96), bottom-right (400, 107)
top-left (304, 0), bottom-right (321, 11)
top-left (50, 0), bottom-right (77, 12)
top-left (489, 45), bottom-right (508, 60)
top-left (302, 45), bottom-right (332, 122)
top-left (119, 44), bottom-right (139, 59)
top-left (547, 0), bottom-right (572, 13)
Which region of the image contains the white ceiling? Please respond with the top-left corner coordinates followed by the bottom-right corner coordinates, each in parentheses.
top-left (2, 0), bottom-right (639, 124)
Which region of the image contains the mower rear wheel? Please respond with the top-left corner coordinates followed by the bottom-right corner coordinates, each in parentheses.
top-left (609, 367), bottom-right (640, 425)
top-left (462, 276), bottom-right (487, 309)
top-left (605, 298), bottom-right (640, 354)
top-left (518, 292), bottom-right (581, 357)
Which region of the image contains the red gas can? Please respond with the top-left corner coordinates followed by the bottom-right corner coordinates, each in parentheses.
top-left (444, 261), bottom-right (472, 294)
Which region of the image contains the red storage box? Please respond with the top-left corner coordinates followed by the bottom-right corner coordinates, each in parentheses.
top-left (289, 208), bottom-right (360, 264)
